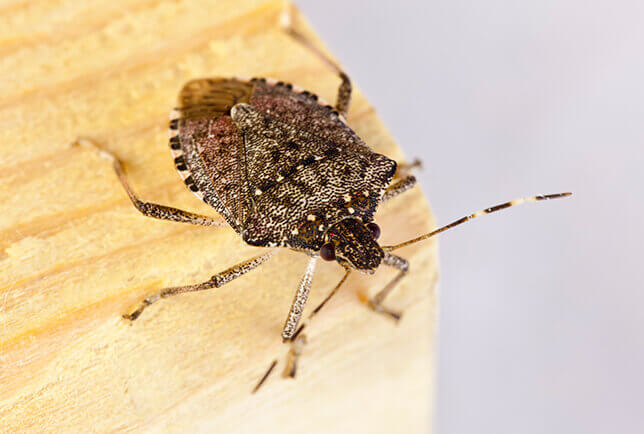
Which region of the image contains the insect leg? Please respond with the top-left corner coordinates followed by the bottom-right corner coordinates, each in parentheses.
top-left (252, 270), bottom-right (351, 393)
top-left (282, 257), bottom-right (317, 341)
top-left (286, 268), bottom-right (351, 342)
top-left (365, 253), bottom-right (409, 321)
top-left (281, 6), bottom-right (352, 116)
top-left (281, 269), bottom-right (351, 378)
top-left (123, 250), bottom-right (276, 321)
top-left (395, 158), bottom-right (423, 178)
top-left (382, 175), bottom-right (417, 203)
top-left (72, 138), bottom-right (226, 228)
top-left (285, 259), bottom-right (406, 380)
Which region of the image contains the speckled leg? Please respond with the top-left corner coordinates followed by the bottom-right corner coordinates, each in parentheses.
top-left (252, 270), bottom-right (351, 393)
top-left (281, 7), bottom-right (352, 116)
top-left (124, 251), bottom-right (276, 321)
top-left (280, 269), bottom-right (351, 378)
top-left (366, 253), bottom-right (409, 321)
top-left (281, 257), bottom-right (317, 341)
top-left (72, 138), bottom-right (225, 228)
top-left (383, 175), bottom-right (417, 203)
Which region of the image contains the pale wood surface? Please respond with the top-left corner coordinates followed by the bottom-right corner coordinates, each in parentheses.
top-left (0, 1), bottom-right (438, 432)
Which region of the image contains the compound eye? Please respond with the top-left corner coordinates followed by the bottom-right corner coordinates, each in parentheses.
top-left (366, 222), bottom-right (381, 240)
top-left (320, 243), bottom-right (336, 261)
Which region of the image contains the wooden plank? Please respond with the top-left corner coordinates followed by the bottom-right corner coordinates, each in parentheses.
top-left (0, 1), bottom-right (438, 432)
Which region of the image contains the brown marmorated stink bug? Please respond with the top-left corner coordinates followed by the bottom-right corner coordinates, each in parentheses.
top-left (73, 12), bottom-right (571, 392)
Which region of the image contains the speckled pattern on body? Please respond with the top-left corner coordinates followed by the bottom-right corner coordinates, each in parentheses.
top-left (170, 77), bottom-right (396, 253)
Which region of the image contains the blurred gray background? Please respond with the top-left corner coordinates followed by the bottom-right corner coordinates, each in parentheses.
top-left (298, 1), bottom-right (644, 433)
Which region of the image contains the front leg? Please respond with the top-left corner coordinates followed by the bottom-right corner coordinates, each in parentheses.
top-left (253, 269), bottom-right (351, 392)
top-left (282, 255), bottom-right (409, 380)
top-left (282, 333), bottom-right (308, 378)
top-left (255, 254), bottom-right (410, 391)
top-left (282, 257), bottom-right (317, 341)
top-left (365, 252), bottom-right (409, 321)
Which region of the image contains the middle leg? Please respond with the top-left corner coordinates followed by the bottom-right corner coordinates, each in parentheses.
top-left (124, 250), bottom-right (276, 321)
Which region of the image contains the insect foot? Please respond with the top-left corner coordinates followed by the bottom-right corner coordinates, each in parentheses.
top-left (282, 334), bottom-right (308, 379)
top-left (366, 298), bottom-right (403, 322)
top-left (70, 137), bottom-right (118, 163)
top-left (252, 334), bottom-right (308, 394)
top-left (122, 295), bottom-right (160, 322)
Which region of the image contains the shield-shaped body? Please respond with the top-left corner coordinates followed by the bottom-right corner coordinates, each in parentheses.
top-left (169, 77), bottom-right (397, 253)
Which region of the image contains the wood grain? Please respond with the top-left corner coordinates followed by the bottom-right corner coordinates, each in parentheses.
top-left (0, 1), bottom-right (438, 432)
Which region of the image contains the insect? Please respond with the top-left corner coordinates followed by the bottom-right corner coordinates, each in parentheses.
top-left (73, 12), bottom-right (571, 391)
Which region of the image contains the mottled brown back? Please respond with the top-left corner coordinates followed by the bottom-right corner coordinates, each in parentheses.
top-left (172, 78), bottom-right (396, 250)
